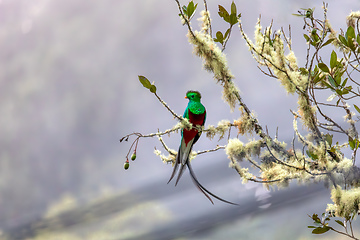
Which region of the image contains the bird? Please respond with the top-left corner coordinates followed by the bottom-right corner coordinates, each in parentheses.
top-left (167, 90), bottom-right (238, 205)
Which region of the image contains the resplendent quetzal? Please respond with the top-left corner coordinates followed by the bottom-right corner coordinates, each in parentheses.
top-left (168, 90), bottom-right (238, 205)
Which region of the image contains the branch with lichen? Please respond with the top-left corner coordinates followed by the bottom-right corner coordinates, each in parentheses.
top-left (172, 1), bottom-right (360, 190)
top-left (126, 3), bottom-right (360, 236)
top-left (173, 0), bottom-right (343, 189)
top-left (176, 0), bottom-right (293, 166)
top-left (239, 16), bottom-right (324, 144)
top-left (171, 1), bottom-right (360, 238)
top-left (120, 84), bottom-right (252, 169)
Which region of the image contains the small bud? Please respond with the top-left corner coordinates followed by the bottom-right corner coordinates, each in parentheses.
top-left (124, 159), bottom-right (130, 170)
top-left (131, 150), bottom-right (137, 161)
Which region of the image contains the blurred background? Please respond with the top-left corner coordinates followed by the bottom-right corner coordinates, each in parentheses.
top-left (0, 0), bottom-right (359, 239)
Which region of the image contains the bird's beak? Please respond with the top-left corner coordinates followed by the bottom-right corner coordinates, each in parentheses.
top-left (185, 96), bottom-right (188, 99)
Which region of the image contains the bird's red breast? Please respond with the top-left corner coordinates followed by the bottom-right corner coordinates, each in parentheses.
top-left (183, 109), bottom-right (206, 146)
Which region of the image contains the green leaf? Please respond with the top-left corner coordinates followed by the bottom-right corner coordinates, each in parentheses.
top-left (299, 67), bottom-right (308, 75)
top-left (150, 84), bottom-right (157, 93)
top-left (341, 77), bottom-right (348, 87)
top-left (321, 38), bottom-right (334, 47)
top-left (138, 75), bottom-right (152, 89)
top-left (214, 31), bottom-right (224, 43)
top-left (348, 36), bottom-right (356, 51)
top-left (313, 65), bottom-right (319, 74)
top-left (342, 86), bottom-right (352, 95)
top-left (346, 26), bottom-right (355, 40)
top-left (182, 5), bottom-right (187, 15)
top-left (224, 28), bottom-right (231, 39)
top-left (339, 35), bottom-right (348, 46)
top-left (139, 75), bottom-right (156, 93)
top-left (336, 98), bottom-right (341, 106)
top-left (348, 136), bottom-right (359, 151)
top-left (229, 13), bottom-right (238, 25)
top-left (306, 150), bottom-right (318, 160)
top-left (312, 226), bottom-right (330, 234)
top-left (187, 1), bottom-right (193, 16)
top-left (329, 146), bottom-right (336, 153)
top-left (186, 1), bottom-right (197, 19)
top-left (311, 31), bottom-right (320, 44)
top-left (310, 214), bottom-right (321, 223)
top-left (349, 136), bottom-right (355, 150)
top-left (321, 80), bottom-right (334, 90)
top-left (231, 1), bottom-right (237, 15)
top-left (218, 5), bottom-right (230, 23)
top-left (303, 34), bottom-right (310, 42)
top-left (354, 104), bottom-right (360, 114)
top-left (335, 220), bottom-right (345, 227)
top-left (330, 51), bottom-right (337, 69)
top-left (346, 26), bottom-right (356, 51)
top-left (334, 74), bottom-right (341, 86)
top-left (216, 31), bottom-right (223, 39)
top-left (318, 63), bottom-right (329, 73)
top-left (328, 75), bottom-right (338, 88)
top-left (357, 34), bottom-right (360, 45)
top-left (325, 134), bottom-right (333, 146)
top-left (335, 89), bottom-right (342, 96)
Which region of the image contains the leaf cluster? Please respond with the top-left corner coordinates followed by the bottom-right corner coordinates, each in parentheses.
top-left (293, 8), bottom-right (315, 19)
top-left (138, 75), bottom-right (157, 93)
top-left (179, 1), bottom-right (198, 22)
top-left (339, 26), bottom-right (360, 52)
top-left (213, 2), bottom-right (241, 48)
top-left (316, 50), bottom-right (353, 102)
top-left (308, 213), bottom-right (331, 234)
top-left (308, 212), bottom-right (358, 238)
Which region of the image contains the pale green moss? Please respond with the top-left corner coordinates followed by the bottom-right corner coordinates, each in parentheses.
top-left (205, 124), bottom-right (216, 139)
top-left (244, 139), bottom-right (263, 156)
top-left (347, 11), bottom-right (360, 28)
top-left (233, 107), bottom-right (256, 135)
top-left (225, 138), bottom-right (246, 161)
top-left (228, 157), bottom-right (255, 184)
top-left (154, 147), bottom-right (177, 165)
top-left (187, 27), bottom-right (237, 110)
top-left (198, 10), bottom-right (211, 34)
top-left (205, 120), bottom-right (231, 140)
top-left (297, 94), bottom-right (317, 131)
top-left (328, 186), bottom-right (360, 218)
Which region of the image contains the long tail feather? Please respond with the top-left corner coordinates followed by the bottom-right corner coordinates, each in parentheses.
top-left (167, 158), bottom-right (179, 184)
top-left (172, 138), bottom-right (194, 185)
top-left (187, 161), bottom-right (239, 206)
top-left (175, 164), bottom-right (186, 186)
top-left (190, 176), bottom-right (214, 204)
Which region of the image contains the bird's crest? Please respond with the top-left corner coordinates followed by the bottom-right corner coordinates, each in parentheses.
top-left (186, 90), bottom-right (202, 99)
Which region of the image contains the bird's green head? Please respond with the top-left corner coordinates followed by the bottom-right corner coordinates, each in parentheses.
top-left (185, 90), bottom-right (202, 102)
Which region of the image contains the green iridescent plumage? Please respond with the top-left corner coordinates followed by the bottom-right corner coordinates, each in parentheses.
top-left (185, 91), bottom-right (206, 115)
